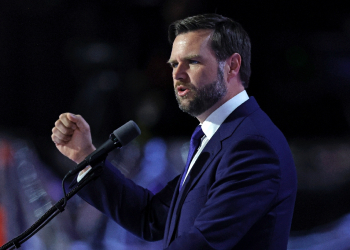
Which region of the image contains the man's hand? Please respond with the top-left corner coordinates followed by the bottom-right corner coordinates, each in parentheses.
top-left (51, 113), bottom-right (96, 163)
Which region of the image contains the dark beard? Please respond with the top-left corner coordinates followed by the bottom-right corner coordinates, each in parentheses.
top-left (175, 65), bottom-right (227, 117)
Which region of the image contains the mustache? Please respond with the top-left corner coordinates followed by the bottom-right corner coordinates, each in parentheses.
top-left (174, 81), bottom-right (195, 89)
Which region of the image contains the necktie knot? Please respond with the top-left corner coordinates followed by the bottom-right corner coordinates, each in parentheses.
top-left (191, 125), bottom-right (205, 142)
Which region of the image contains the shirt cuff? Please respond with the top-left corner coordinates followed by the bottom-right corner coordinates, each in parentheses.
top-left (77, 166), bottom-right (92, 182)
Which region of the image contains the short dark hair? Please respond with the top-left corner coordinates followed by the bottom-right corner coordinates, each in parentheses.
top-left (168, 14), bottom-right (251, 88)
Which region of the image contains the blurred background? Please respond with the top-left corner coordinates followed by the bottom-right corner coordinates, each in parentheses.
top-left (1, 0), bottom-right (350, 249)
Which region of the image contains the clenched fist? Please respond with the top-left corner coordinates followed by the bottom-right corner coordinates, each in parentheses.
top-left (51, 113), bottom-right (96, 163)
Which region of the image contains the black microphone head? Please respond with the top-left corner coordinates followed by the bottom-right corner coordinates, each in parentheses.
top-left (112, 120), bottom-right (141, 146)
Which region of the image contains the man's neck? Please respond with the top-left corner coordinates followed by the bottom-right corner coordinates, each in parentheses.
top-left (196, 86), bottom-right (245, 123)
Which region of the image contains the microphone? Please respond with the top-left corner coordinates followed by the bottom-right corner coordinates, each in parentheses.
top-left (67, 120), bottom-right (141, 177)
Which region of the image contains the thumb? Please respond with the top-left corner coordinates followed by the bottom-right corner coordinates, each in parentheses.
top-left (67, 113), bottom-right (90, 132)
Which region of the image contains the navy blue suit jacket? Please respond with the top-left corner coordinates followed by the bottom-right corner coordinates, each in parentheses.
top-left (76, 97), bottom-right (297, 249)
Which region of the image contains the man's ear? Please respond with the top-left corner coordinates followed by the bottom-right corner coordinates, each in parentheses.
top-left (226, 53), bottom-right (241, 81)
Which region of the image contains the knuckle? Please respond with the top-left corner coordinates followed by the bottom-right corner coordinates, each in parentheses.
top-left (55, 120), bottom-right (61, 126)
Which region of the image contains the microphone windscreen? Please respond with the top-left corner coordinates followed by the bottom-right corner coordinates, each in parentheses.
top-left (113, 120), bottom-right (141, 146)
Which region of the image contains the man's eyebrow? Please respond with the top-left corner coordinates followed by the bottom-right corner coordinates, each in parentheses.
top-left (167, 59), bottom-right (176, 65)
top-left (167, 54), bottom-right (202, 64)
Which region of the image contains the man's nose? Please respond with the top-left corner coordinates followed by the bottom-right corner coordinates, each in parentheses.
top-left (173, 64), bottom-right (188, 81)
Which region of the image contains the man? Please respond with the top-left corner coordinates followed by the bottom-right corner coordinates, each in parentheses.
top-left (52, 14), bottom-right (297, 250)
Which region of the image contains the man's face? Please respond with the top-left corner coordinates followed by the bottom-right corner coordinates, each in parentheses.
top-left (168, 30), bottom-right (227, 117)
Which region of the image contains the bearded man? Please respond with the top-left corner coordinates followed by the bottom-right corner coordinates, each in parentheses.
top-left (52, 14), bottom-right (297, 250)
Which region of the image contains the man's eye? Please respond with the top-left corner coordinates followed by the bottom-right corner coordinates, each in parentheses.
top-left (189, 60), bottom-right (199, 64)
top-left (170, 63), bottom-right (178, 68)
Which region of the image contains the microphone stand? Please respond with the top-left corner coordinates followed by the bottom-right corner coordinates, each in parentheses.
top-left (0, 160), bottom-right (105, 250)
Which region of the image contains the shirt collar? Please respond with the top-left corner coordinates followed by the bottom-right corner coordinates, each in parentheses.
top-left (201, 90), bottom-right (249, 139)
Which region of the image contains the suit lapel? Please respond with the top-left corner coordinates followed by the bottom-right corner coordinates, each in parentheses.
top-left (184, 97), bottom-right (260, 194)
top-left (164, 97), bottom-right (260, 247)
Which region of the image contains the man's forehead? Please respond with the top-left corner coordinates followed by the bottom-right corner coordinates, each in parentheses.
top-left (169, 30), bottom-right (213, 60)
top-left (173, 29), bottom-right (213, 45)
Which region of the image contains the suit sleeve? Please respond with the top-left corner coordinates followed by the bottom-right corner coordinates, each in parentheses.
top-left (75, 160), bottom-right (179, 242)
top-left (166, 135), bottom-right (283, 249)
